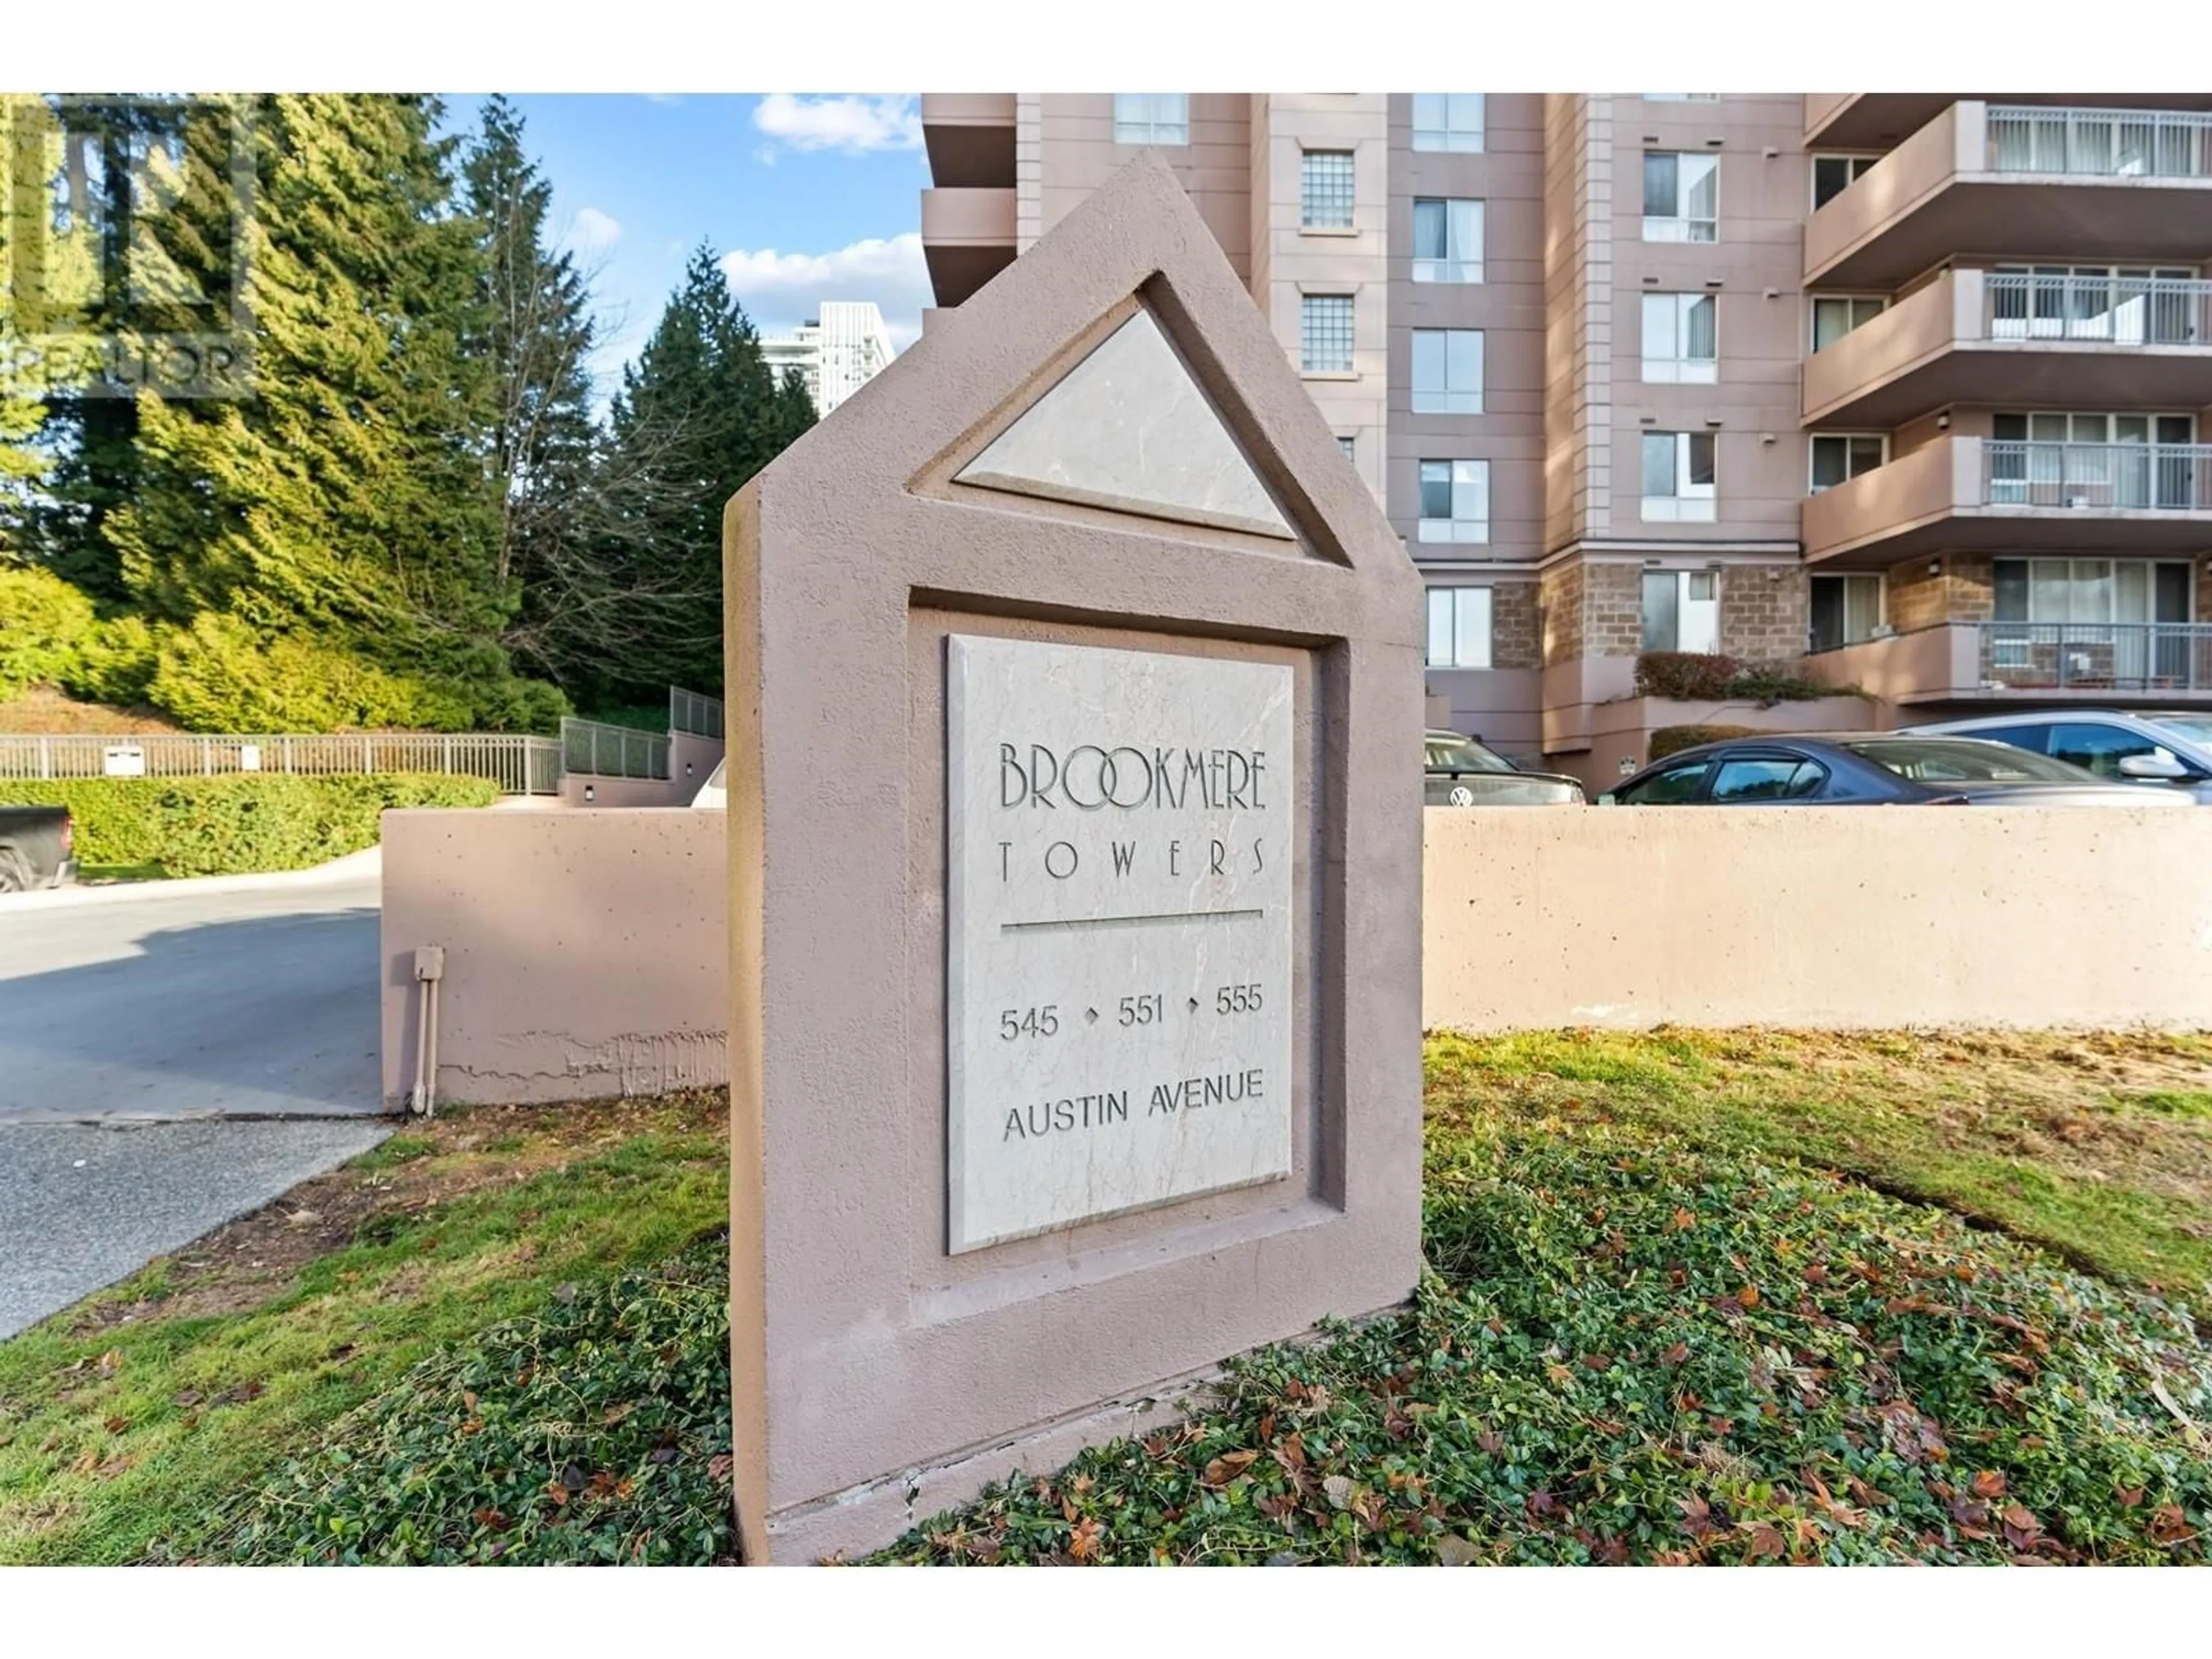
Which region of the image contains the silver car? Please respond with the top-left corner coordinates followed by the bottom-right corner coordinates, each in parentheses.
top-left (1907, 710), bottom-right (2212, 805)
top-left (1425, 730), bottom-right (1586, 806)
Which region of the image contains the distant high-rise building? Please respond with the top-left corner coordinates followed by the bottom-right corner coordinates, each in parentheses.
top-left (760, 300), bottom-right (897, 417)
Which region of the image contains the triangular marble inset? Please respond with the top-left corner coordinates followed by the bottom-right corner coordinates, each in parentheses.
top-left (955, 309), bottom-right (1296, 540)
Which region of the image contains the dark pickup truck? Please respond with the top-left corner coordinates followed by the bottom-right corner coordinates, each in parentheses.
top-left (0, 804), bottom-right (77, 892)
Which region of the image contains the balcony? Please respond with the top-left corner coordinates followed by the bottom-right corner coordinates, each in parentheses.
top-left (921, 186), bottom-right (1017, 308)
top-left (1806, 622), bottom-right (2212, 706)
top-left (1805, 103), bottom-right (2212, 288)
top-left (921, 93), bottom-right (1016, 189)
top-left (1803, 436), bottom-right (2212, 565)
top-left (1805, 92), bottom-right (2212, 150)
top-left (1804, 270), bottom-right (2212, 426)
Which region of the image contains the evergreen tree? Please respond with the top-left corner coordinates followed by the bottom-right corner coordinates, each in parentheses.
top-left (591, 243), bottom-right (813, 695)
top-left (103, 94), bottom-right (545, 726)
top-left (461, 95), bottom-right (600, 685)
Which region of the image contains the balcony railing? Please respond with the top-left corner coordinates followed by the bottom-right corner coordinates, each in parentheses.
top-left (1978, 622), bottom-right (2212, 693)
top-left (1982, 442), bottom-right (2212, 511)
top-left (1984, 274), bottom-right (2211, 346)
top-left (1987, 105), bottom-right (2212, 178)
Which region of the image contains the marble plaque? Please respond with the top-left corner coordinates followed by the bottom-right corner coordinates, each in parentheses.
top-left (946, 635), bottom-right (1295, 1253)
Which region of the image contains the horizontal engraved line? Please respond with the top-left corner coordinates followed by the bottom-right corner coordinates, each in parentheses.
top-left (1000, 908), bottom-right (1266, 934)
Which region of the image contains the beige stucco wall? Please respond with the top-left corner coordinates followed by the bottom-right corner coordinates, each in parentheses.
top-left (1425, 805), bottom-right (2212, 1032)
top-left (380, 808), bottom-right (728, 1109)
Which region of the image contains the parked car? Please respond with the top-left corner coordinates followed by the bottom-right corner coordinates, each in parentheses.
top-left (1425, 730), bottom-right (1586, 806)
top-left (0, 804), bottom-right (78, 892)
top-left (1905, 710), bottom-right (2212, 805)
top-left (1598, 733), bottom-right (2193, 809)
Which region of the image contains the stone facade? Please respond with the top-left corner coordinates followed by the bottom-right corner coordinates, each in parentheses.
top-left (1539, 560), bottom-right (1584, 666)
top-left (1584, 561), bottom-right (1644, 658)
top-left (1720, 565), bottom-right (1810, 664)
top-left (1493, 580), bottom-right (1541, 671)
top-left (1886, 555), bottom-right (1994, 632)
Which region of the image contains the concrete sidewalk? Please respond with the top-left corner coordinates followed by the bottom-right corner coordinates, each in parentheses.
top-left (0, 1118), bottom-right (392, 1339)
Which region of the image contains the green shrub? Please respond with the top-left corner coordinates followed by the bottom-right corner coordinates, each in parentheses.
top-left (1648, 724), bottom-right (1758, 762)
top-left (0, 566), bottom-right (97, 699)
top-left (62, 614), bottom-right (162, 706)
top-left (1635, 650), bottom-right (1740, 702)
top-left (1635, 653), bottom-right (1844, 710)
top-left (0, 773), bottom-right (498, 877)
top-left (219, 1236), bottom-right (734, 1565)
top-left (146, 613), bottom-right (565, 735)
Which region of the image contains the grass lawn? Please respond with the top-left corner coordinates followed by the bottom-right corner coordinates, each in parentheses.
top-left (1426, 1029), bottom-right (2212, 1318)
top-left (0, 1093), bottom-right (728, 1565)
top-left (3, 1031), bottom-right (2209, 1567)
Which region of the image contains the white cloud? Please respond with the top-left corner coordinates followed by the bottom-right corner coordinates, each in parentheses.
top-left (719, 231), bottom-right (930, 351)
top-left (641, 93), bottom-right (683, 107)
top-left (567, 207), bottom-right (622, 254)
top-left (751, 93), bottom-right (921, 156)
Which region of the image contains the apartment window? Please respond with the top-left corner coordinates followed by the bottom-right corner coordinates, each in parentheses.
top-left (1426, 587), bottom-right (1493, 669)
top-left (1993, 559), bottom-right (2192, 624)
top-left (1989, 412), bottom-right (2199, 507)
top-left (1113, 94), bottom-right (1188, 145)
top-left (1411, 94), bottom-right (1484, 153)
top-left (1810, 574), bottom-right (1883, 651)
top-left (1411, 328), bottom-right (1483, 413)
top-left (1416, 459), bottom-right (1490, 544)
top-left (1642, 569), bottom-right (1721, 654)
top-left (1645, 94), bottom-right (1720, 103)
top-left (1300, 293), bottom-right (1355, 374)
top-left (1809, 433), bottom-right (1886, 493)
top-left (1336, 434), bottom-right (1357, 462)
top-left (1641, 293), bottom-right (1718, 383)
top-left (1641, 431), bottom-right (1716, 522)
top-left (1301, 150), bottom-right (1355, 229)
top-left (1642, 151), bottom-right (1718, 242)
top-left (1411, 198), bottom-right (1484, 283)
top-left (1810, 294), bottom-right (1887, 351)
top-left (1810, 154), bottom-right (1878, 209)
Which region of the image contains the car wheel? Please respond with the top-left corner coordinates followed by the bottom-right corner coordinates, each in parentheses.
top-left (0, 846), bottom-right (31, 894)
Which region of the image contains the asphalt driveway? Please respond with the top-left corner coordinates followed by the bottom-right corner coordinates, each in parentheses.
top-left (0, 858), bottom-right (395, 1336)
top-left (0, 858), bottom-right (385, 1123)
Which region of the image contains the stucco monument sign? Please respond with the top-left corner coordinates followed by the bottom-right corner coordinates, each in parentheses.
top-left (724, 154), bottom-right (1423, 1563)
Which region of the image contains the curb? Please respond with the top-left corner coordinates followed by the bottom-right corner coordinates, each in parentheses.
top-left (0, 846), bottom-right (382, 912)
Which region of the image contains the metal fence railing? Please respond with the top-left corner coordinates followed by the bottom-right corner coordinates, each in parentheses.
top-left (1979, 622), bottom-right (2212, 694)
top-left (1988, 105), bottom-right (2212, 179)
top-left (669, 686), bottom-right (725, 738)
top-left (1982, 442), bottom-right (2212, 512)
top-left (559, 717), bottom-right (670, 781)
top-left (1984, 273), bottom-right (2211, 346)
top-left (0, 732), bottom-right (562, 794)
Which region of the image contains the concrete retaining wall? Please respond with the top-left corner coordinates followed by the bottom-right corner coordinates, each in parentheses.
top-left (380, 808), bottom-right (727, 1109)
top-left (382, 802), bottom-right (2212, 1112)
top-left (1424, 805), bottom-right (2212, 1032)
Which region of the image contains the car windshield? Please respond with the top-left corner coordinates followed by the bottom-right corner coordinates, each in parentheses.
top-left (1425, 736), bottom-right (1515, 774)
top-left (1841, 738), bottom-right (2088, 784)
top-left (2145, 715), bottom-right (2212, 748)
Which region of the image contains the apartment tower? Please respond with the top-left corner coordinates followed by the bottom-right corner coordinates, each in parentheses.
top-left (919, 94), bottom-right (2212, 783)
top-left (760, 300), bottom-right (898, 418)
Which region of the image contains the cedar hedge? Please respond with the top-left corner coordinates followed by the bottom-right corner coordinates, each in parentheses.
top-left (1647, 725), bottom-right (1759, 763)
top-left (0, 774), bottom-right (499, 878)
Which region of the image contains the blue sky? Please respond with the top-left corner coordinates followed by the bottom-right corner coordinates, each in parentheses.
top-left (437, 94), bottom-right (930, 397)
